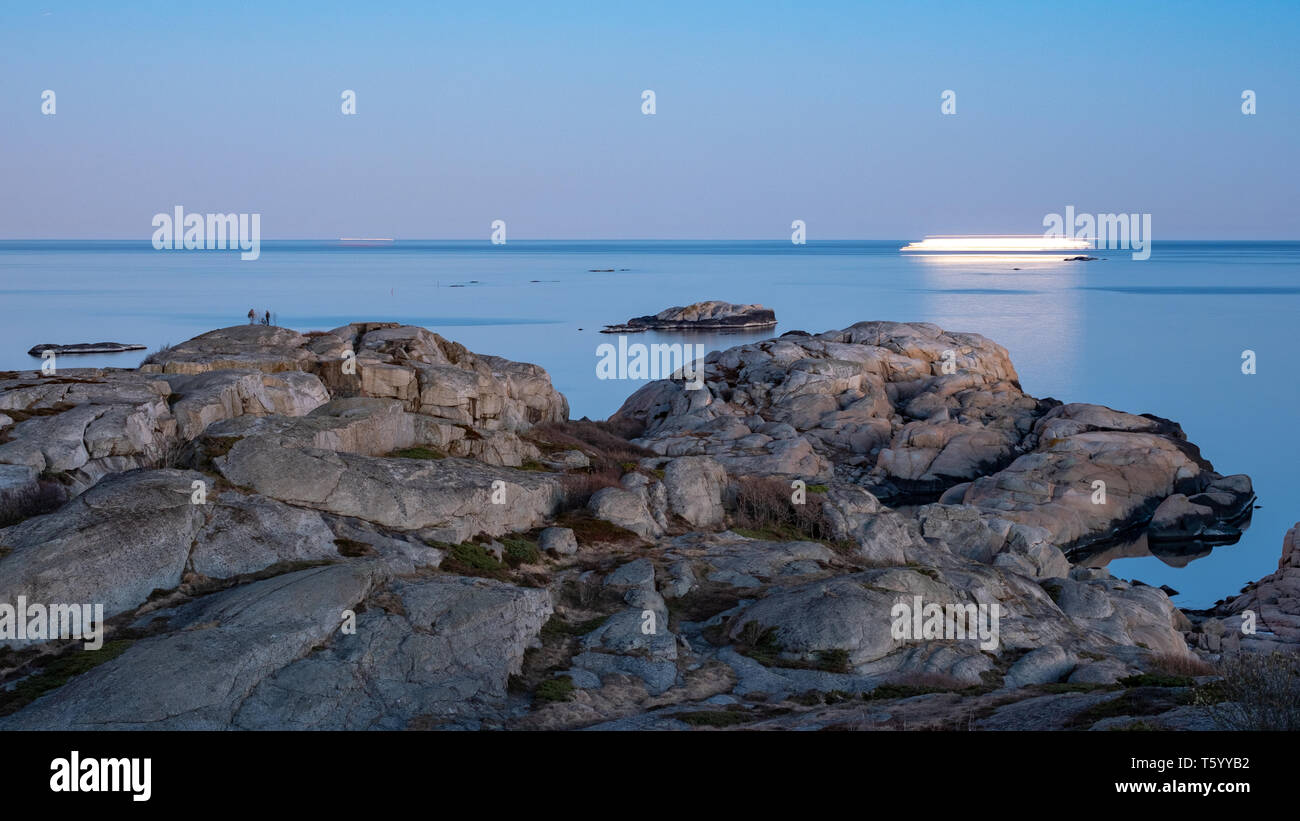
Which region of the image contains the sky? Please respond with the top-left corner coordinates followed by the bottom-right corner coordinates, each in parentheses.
top-left (1, 0), bottom-right (1298, 239)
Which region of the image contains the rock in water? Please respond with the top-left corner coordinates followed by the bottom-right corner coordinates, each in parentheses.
top-left (27, 342), bottom-right (147, 356)
top-left (602, 300), bottom-right (777, 333)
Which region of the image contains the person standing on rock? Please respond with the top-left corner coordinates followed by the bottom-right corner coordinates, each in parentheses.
top-left (247, 308), bottom-right (256, 324)
top-left (263, 310), bottom-right (271, 326)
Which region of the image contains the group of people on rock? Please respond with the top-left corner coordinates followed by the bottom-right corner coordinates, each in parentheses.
top-left (247, 309), bottom-right (273, 326)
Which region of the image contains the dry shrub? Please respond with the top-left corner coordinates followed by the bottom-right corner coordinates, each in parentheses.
top-left (557, 472), bottom-right (622, 510)
top-left (1205, 651), bottom-right (1300, 731)
top-left (731, 475), bottom-right (836, 542)
top-left (0, 480), bottom-right (66, 528)
top-left (1148, 651), bottom-right (1216, 678)
top-left (529, 420), bottom-right (653, 511)
top-left (139, 342), bottom-right (172, 366)
top-left (529, 419), bottom-right (650, 466)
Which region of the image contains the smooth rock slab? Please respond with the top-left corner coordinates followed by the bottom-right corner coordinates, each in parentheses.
top-left (0, 563), bottom-right (381, 729)
top-left (232, 575), bottom-right (552, 729)
top-left (662, 456), bottom-right (728, 529)
top-left (0, 469), bottom-right (208, 631)
top-left (189, 492), bottom-right (340, 579)
top-left (588, 486), bottom-right (663, 540)
top-left (215, 437), bottom-right (562, 542)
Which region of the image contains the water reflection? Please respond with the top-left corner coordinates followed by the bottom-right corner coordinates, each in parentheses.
top-left (908, 253), bottom-right (1083, 395)
top-left (618, 327), bottom-right (777, 361)
top-left (1071, 508), bottom-right (1253, 572)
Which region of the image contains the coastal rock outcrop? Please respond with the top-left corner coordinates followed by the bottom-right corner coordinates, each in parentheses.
top-left (0, 367), bottom-right (328, 498)
top-left (612, 321), bottom-right (1254, 552)
top-left (1196, 522), bottom-right (1300, 652)
top-left (602, 301), bottom-right (777, 333)
top-left (1, 322), bottom-right (565, 503)
top-left (144, 322), bottom-right (569, 431)
top-left (0, 318), bottom-right (1266, 732)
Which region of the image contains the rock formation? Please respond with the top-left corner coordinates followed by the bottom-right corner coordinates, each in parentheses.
top-left (0, 319), bottom-right (1281, 731)
top-left (602, 301), bottom-right (777, 333)
top-left (27, 343), bottom-right (147, 356)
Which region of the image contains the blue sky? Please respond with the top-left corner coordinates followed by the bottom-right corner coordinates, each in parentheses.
top-left (2, 0), bottom-right (1297, 238)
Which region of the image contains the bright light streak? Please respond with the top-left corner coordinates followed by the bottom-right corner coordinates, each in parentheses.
top-left (901, 235), bottom-right (1094, 252)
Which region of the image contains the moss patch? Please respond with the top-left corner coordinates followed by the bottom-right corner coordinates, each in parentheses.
top-left (387, 446), bottom-right (446, 460)
top-left (814, 649), bottom-right (852, 674)
top-left (730, 525), bottom-right (854, 555)
top-left (1039, 682), bottom-right (1114, 694)
top-left (500, 536), bottom-right (541, 568)
top-left (540, 614), bottom-right (608, 641)
top-left (1119, 673), bottom-right (1194, 688)
top-left (670, 709), bottom-right (754, 727)
top-left (733, 622), bottom-right (850, 673)
top-left (440, 542), bottom-right (510, 581)
top-left (1066, 687), bottom-right (1189, 729)
top-left (534, 676), bottom-right (576, 704)
top-left (1107, 719), bottom-right (1162, 731)
top-left (864, 682), bottom-right (990, 701)
top-left (0, 640), bottom-right (135, 716)
top-left (555, 511), bottom-right (641, 546)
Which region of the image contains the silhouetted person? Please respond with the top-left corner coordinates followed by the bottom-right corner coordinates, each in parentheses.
top-left (247, 308), bottom-right (255, 325)
top-left (263, 310), bottom-right (271, 326)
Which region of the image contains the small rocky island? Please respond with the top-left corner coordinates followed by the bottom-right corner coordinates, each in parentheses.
top-left (27, 342), bottom-right (146, 356)
top-left (0, 320), bottom-right (1293, 731)
top-left (601, 300), bottom-right (777, 333)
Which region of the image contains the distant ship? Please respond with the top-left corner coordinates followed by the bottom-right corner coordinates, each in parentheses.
top-left (901, 235), bottom-right (1094, 253)
top-left (338, 237), bottom-right (395, 246)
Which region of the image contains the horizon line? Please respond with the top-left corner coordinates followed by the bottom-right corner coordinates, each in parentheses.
top-left (4, 237), bottom-right (1300, 243)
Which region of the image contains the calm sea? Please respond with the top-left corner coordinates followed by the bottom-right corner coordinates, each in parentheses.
top-left (1, 239), bottom-right (1297, 608)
